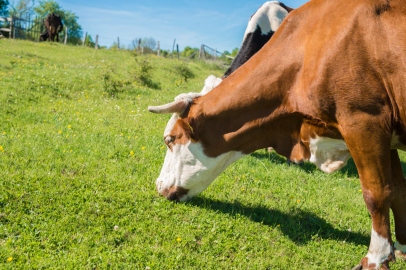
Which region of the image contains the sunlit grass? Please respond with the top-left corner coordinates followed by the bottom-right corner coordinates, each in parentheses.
top-left (0, 39), bottom-right (405, 269)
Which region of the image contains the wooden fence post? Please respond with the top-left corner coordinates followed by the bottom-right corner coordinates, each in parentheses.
top-left (64, 27), bottom-right (68, 45)
top-left (157, 41), bottom-right (160, 56)
top-left (82, 32), bottom-right (87, 46)
top-left (177, 44), bottom-right (179, 59)
top-left (171, 39), bottom-right (176, 59)
top-left (137, 38), bottom-right (141, 52)
top-left (214, 47), bottom-right (217, 60)
top-left (11, 17), bottom-right (15, 39)
top-left (117, 37), bottom-right (119, 49)
top-left (95, 35), bottom-right (98, 49)
top-left (201, 45), bottom-right (205, 60)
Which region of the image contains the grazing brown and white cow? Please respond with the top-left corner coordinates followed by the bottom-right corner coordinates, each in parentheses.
top-left (200, 1), bottom-right (294, 95)
top-left (149, 0), bottom-right (406, 269)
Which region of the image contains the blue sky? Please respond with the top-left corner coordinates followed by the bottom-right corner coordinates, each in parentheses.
top-left (58, 0), bottom-right (308, 52)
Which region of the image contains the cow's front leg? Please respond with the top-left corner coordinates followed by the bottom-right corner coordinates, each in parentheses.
top-left (389, 150), bottom-right (406, 261)
top-left (343, 127), bottom-right (395, 270)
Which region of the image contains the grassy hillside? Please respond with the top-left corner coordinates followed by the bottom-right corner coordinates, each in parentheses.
top-left (0, 39), bottom-right (405, 269)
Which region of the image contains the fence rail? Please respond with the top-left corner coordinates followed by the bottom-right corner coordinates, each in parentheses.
top-left (0, 15), bottom-right (68, 42)
top-left (0, 18), bottom-right (235, 65)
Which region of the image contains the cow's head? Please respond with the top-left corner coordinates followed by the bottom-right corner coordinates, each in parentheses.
top-left (148, 77), bottom-right (244, 201)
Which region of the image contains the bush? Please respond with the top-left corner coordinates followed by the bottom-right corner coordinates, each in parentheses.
top-left (131, 53), bottom-right (159, 89)
top-left (100, 66), bottom-right (131, 97)
top-left (173, 63), bottom-right (194, 82)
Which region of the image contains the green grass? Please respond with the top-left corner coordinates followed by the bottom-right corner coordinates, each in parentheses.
top-left (0, 39), bottom-right (405, 269)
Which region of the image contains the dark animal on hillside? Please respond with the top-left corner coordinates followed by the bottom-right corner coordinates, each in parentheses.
top-left (39, 30), bottom-right (49, 41)
top-left (149, 0), bottom-right (406, 269)
top-left (39, 13), bottom-right (63, 42)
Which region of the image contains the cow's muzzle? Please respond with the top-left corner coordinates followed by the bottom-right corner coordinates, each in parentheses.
top-left (159, 186), bottom-right (189, 201)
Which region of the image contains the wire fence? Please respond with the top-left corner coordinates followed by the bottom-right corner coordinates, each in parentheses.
top-left (0, 15), bottom-right (47, 42)
top-left (0, 17), bottom-right (234, 64)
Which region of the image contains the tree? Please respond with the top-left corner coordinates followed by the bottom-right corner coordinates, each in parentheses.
top-left (129, 38), bottom-right (141, 50)
top-left (180, 46), bottom-right (199, 58)
top-left (230, 47), bottom-right (239, 58)
top-left (85, 34), bottom-right (95, 47)
top-left (141, 37), bottom-right (156, 51)
top-left (0, 0), bottom-right (9, 16)
top-left (9, 0), bottom-right (35, 18)
top-left (34, 0), bottom-right (82, 44)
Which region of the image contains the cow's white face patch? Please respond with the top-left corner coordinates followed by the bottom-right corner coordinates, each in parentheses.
top-left (308, 136), bottom-right (351, 173)
top-left (366, 228), bottom-right (393, 266)
top-left (243, 1), bottom-right (289, 42)
top-left (156, 142), bottom-right (245, 201)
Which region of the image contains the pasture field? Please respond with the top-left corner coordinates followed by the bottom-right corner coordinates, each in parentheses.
top-left (0, 39), bottom-right (405, 270)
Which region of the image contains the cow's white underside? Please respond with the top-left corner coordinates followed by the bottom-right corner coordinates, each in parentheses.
top-left (308, 133), bottom-right (406, 174)
top-left (308, 136), bottom-right (351, 173)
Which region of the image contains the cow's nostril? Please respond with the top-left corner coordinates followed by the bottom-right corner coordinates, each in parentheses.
top-left (160, 186), bottom-right (189, 202)
top-left (167, 191), bottom-right (179, 201)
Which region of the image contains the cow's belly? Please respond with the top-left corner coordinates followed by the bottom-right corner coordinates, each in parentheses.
top-left (309, 133), bottom-right (406, 173)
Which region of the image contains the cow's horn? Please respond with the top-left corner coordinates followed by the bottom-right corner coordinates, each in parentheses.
top-left (148, 100), bottom-right (188, 114)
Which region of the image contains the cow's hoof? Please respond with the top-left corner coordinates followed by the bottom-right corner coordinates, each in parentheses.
top-left (351, 264), bottom-right (363, 270)
top-left (352, 255), bottom-right (395, 270)
top-left (394, 242), bottom-right (406, 261)
top-left (395, 249), bottom-right (406, 261)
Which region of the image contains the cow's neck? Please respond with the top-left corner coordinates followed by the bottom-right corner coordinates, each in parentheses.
top-left (189, 49), bottom-right (305, 158)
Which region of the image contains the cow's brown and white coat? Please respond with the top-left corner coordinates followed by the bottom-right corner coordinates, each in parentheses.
top-left (149, 0), bottom-right (406, 269)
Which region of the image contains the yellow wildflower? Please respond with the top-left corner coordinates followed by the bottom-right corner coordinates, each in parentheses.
top-left (142, 147), bottom-right (145, 150)
top-left (176, 238), bottom-right (181, 241)
top-left (7, 257), bottom-right (12, 262)
top-left (58, 131), bottom-right (62, 134)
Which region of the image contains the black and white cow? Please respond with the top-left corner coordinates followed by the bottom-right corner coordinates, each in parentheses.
top-left (201, 1), bottom-right (294, 94)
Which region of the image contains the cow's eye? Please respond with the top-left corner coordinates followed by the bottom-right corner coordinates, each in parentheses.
top-left (165, 136), bottom-right (175, 144)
